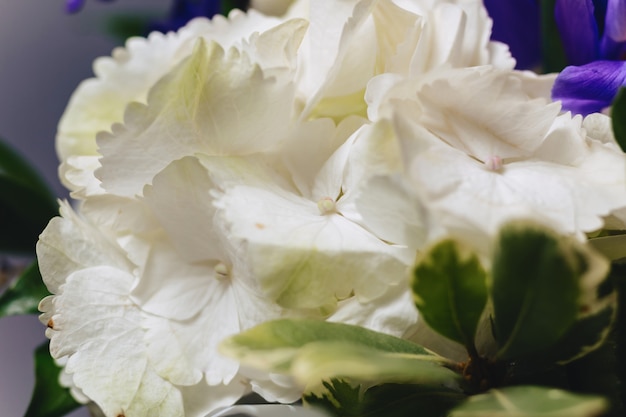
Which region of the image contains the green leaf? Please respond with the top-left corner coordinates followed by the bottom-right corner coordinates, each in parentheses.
top-left (540, 0), bottom-right (568, 72)
top-left (104, 14), bottom-right (153, 41)
top-left (611, 87), bottom-right (626, 152)
top-left (548, 301), bottom-right (616, 365)
top-left (448, 386), bottom-right (608, 417)
top-left (411, 239), bottom-right (488, 350)
top-left (221, 0), bottom-right (248, 15)
top-left (24, 342), bottom-right (81, 417)
top-left (492, 221), bottom-right (609, 360)
top-left (0, 139), bottom-right (57, 254)
top-left (305, 380), bottom-right (465, 417)
top-left (220, 319), bottom-right (460, 387)
top-left (565, 337), bottom-right (624, 417)
top-left (0, 260), bottom-right (49, 317)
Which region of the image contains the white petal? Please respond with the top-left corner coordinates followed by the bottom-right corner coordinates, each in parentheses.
top-left (179, 378), bottom-right (249, 417)
top-left (143, 157), bottom-right (221, 262)
top-left (36, 201), bottom-right (132, 294)
top-left (328, 283), bottom-right (419, 338)
top-left (414, 67), bottom-right (560, 161)
top-left (354, 174), bottom-right (431, 248)
top-left (130, 237), bottom-right (217, 321)
top-left (45, 266), bottom-right (184, 417)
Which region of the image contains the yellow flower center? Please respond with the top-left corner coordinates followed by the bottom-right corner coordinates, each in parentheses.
top-left (317, 197), bottom-right (337, 215)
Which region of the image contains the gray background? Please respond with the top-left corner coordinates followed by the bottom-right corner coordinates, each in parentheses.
top-left (0, 1), bottom-right (169, 415)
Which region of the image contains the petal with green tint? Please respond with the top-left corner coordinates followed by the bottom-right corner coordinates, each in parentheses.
top-left (97, 32), bottom-right (301, 198)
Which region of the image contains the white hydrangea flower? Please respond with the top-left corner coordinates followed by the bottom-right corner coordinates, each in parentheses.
top-left (43, 2), bottom-right (488, 415)
top-left (41, 1), bottom-right (606, 415)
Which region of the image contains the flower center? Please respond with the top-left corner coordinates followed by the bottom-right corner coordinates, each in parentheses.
top-left (317, 197), bottom-right (337, 215)
top-left (485, 155), bottom-right (503, 172)
top-left (214, 262), bottom-right (230, 279)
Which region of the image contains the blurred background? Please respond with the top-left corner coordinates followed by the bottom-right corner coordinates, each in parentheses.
top-left (0, 1), bottom-right (169, 415)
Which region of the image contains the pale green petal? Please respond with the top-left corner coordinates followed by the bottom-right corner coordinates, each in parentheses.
top-left (216, 185), bottom-right (408, 311)
top-left (97, 37), bottom-right (298, 197)
top-left (57, 10), bottom-right (288, 162)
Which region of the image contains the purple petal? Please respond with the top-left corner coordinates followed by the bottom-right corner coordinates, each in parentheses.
top-left (65, 0), bottom-right (85, 13)
top-left (552, 60), bottom-right (626, 115)
top-left (483, 0), bottom-right (541, 69)
top-left (600, 0), bottom-right (626, 58)
top-left (555, 0), bottom-right (600, 64)
top-left (149, 0), bottom-right (221, 33)
top-left (604, 0), bottom-right (626, 42)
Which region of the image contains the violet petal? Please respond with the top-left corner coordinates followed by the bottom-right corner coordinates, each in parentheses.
top-left (552, 60), bottom-right (626, 115)
top-left (555, 0), bottom-right (600, 64)
top-left (483, 0), bottom-right (541, 69)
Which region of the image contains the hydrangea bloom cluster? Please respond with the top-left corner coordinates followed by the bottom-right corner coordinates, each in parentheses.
top-left (37, 1), bottom-right (626, 416)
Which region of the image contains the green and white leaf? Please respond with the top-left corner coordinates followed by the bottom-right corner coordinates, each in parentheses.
top-left (221, 319), bottom-right (460, 387)
top-left (547, 297), bottom-right (616, 365)
top-left (412, 239), bottom-right (488, 349)
top-left (290, 341), bottom-right (459, 387)
top-left (492, 221), bottom-right (610, 360)
top-left (0, 260), bottom-right (49, 317)
top-left (305, 380), bottom-right (465, 417)
top-left (448, 386), bottom-right (607, 417)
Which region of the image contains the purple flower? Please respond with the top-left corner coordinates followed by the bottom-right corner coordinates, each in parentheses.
top-left (65, 0), bottom-right (115, 14)
top-left (149, 0), bottom-right (224, 33)
top-left (483, 0), bottom-right (542, 69)
top-left (552, 0), bottom-right (626, 115)
top-left (64, 0), bottom-right (246, 34)
top-left (552, 60), bottom-right (626, 115)
top-left (555, 0), bottom-right (626, 64)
